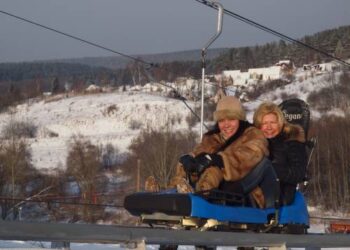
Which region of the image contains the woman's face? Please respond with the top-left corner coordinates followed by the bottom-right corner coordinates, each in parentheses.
top-left (260, 113), bottom-right (281, 138)
top-left (218, 119), bottom-right (239, 139)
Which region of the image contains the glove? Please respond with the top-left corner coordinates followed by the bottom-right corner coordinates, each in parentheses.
top-left (194, 153), bottom-right (213, 173)
top-left (179, 154), bottom-right (198, 173)
top-left (195, 153), bottom-right (224, 174)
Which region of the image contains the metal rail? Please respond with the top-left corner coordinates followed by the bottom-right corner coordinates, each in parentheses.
top-left (200, 1), bottom-right (224, 139)
top-left (1, 221), bottom-right (350, 248)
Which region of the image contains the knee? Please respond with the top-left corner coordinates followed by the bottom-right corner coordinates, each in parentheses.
top-left (196, 167), bottom-right (223, 191)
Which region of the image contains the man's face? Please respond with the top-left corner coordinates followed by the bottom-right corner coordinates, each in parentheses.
top-left (218, 119), bottom-right (239, 139)
top-left (260, 113), bottom-right (281, 138)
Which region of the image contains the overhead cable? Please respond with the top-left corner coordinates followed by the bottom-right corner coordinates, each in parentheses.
top-left (0, 196), bottom-right (124, 208)
top-left (194, 0), bottom-right (350, 68)
top-left (0, 9), bottom-right (213, 126)
top-left (0, 10), bottom-right (155, 67)
top-left (144, 68), bottom-right (210, 130)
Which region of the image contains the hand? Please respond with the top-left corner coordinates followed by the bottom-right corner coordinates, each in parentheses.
top-left (195, 153), bottom-right (224, 173)
top-left (179, 154), bottom-right (198, 173)
top-left (194, 153), bottom-right (213, 173)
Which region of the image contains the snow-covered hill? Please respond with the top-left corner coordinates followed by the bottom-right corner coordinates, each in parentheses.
top-left (244, 68), bottom-right (346, 120)
top-left (0, 92), bottom-right (194, 171)
top-left (0, 65), bottom-right (347, 172)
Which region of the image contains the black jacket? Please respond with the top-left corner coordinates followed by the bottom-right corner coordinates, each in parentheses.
top-left (268, 123), bottom-right (307, 205)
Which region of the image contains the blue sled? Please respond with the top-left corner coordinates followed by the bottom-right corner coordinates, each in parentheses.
top-left (189, 191), bottom-right (308, 225)
top-left (124, 190), bottom-right (309, 233)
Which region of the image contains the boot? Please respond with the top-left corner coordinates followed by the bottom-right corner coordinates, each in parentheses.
top-left (176, 177), bottom-right (194, 193)
top-left (144, 176), bottom-right (160, 192)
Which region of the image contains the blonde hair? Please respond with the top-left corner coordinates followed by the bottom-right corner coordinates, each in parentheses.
top-left (253, 102), bottom-right (285, 129)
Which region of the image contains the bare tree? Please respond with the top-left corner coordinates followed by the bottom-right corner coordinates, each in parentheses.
top-left (122, 128), bottom-right (197, 190)
top-left (308, 115), bottom-right (350, 212)
top-left (0, 135), bottom-right (33, 219)
top-left (65, 136), bottom-right (102, 222)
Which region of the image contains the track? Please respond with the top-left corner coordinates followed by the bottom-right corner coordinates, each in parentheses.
top-left (0, 220), bottom-right (350, 249)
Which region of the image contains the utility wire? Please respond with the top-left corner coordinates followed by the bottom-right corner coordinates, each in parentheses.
top-left (158, 82), bottom-right (205, 128)
top-left (144, 68), bottom-right (210, 130)
top-left (0, 9), bottom-right (213, 127)
top-left (0, 7), bottom-right (305, 125)
top-left (0, 196), bottom-right (124, 208)
top-left (194, 0), bottom-right (350, 68)
top-left (0, 10), bottom-right (155, 67)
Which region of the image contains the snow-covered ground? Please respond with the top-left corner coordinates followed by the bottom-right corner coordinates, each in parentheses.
top-left (0, 92), bottom-right (194, 171)
top-left (244, 69), bottom-right (344, 121)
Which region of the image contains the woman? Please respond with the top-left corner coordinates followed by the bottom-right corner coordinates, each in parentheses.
top-left (253, 102), bottom-right (307, 205)
top-left (169, 96), bottom-right (269, 208)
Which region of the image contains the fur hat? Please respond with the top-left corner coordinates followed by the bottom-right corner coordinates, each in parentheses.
top-left (213, 96), bottom-right (246, 121)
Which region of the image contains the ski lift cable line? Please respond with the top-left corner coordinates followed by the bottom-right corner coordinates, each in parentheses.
top-left (0, 196), bottom-right (124, 208)
top-left (194, 0), bottom-right (350, 68)
top-left (144, 68), bottom-right (210, 130)
top-left (159, 81), bottom-right (209, 131)
top-left (162, 82), bottom-right (209, 130)
top-left (0, 9), bottom-right (155, 67)
top-left (2, 8), bottom-right (209, 130)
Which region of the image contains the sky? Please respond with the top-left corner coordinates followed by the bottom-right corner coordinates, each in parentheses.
top-left (0, 0), bottom-right (350, 63)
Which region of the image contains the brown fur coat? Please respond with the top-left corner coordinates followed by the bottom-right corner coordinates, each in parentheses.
top-left (170, 124), bottom-right (269, 207)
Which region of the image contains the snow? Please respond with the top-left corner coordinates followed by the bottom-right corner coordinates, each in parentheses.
top-left (244, 69), bottom-right (344, 121)
top-left (0, 92), bottom-right (194, 171)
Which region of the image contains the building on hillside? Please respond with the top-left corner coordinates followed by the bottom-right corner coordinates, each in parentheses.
top-left (303, 62), bottom-right (335, 74)
top-left (275, 60), bottom-right (296, 75)
top-left (222, 60), bottom-right (294, 87)
top-left (222, 70), bottom-right (250, 87)
top-left (276, 60), bottom-right (294, 68)
top-left (248, 66), bottom-right (281, 81)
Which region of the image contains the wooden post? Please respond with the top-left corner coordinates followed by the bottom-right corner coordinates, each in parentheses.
top-left (136, 159), bottom-right (141, 192)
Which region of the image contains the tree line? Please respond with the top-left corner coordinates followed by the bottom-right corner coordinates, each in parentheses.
top-left (211, 25), bottom-right (350, 71)
top-left (1, 25), bottom-right (349, 85)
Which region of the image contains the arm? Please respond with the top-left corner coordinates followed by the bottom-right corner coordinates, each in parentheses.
top-left (219, 127), bottom-right (269, 181)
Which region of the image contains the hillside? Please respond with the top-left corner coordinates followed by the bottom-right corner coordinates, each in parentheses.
top-left (0, 65), bottom-right (348, 171)
top-left (212, 25), bottom-right (350, 71)
top-left (0, 92), bottom-right (193, 171)
top-left (1, 25), bottom-right (349, 86)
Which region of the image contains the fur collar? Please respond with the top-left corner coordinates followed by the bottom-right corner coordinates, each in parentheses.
top-left (282, 123), bottom-right (306, 143)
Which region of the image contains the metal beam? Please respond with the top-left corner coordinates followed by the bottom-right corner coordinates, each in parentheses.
top-left (1, 221), bottom-right (350, 248)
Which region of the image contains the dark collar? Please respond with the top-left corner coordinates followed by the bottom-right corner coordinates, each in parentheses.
top-left (268, 130), bottom-right (286, 143)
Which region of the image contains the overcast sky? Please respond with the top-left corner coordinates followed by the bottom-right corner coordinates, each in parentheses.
top-left (1, 0), bottom-right (350, 63)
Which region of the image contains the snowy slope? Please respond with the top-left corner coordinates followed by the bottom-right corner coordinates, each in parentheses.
top-left (244, 69), bottom-right (344, 121)
top-left (0, 65), bottom-right (346, 172)
top-left (0, 92), bottom-right (194, 171)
